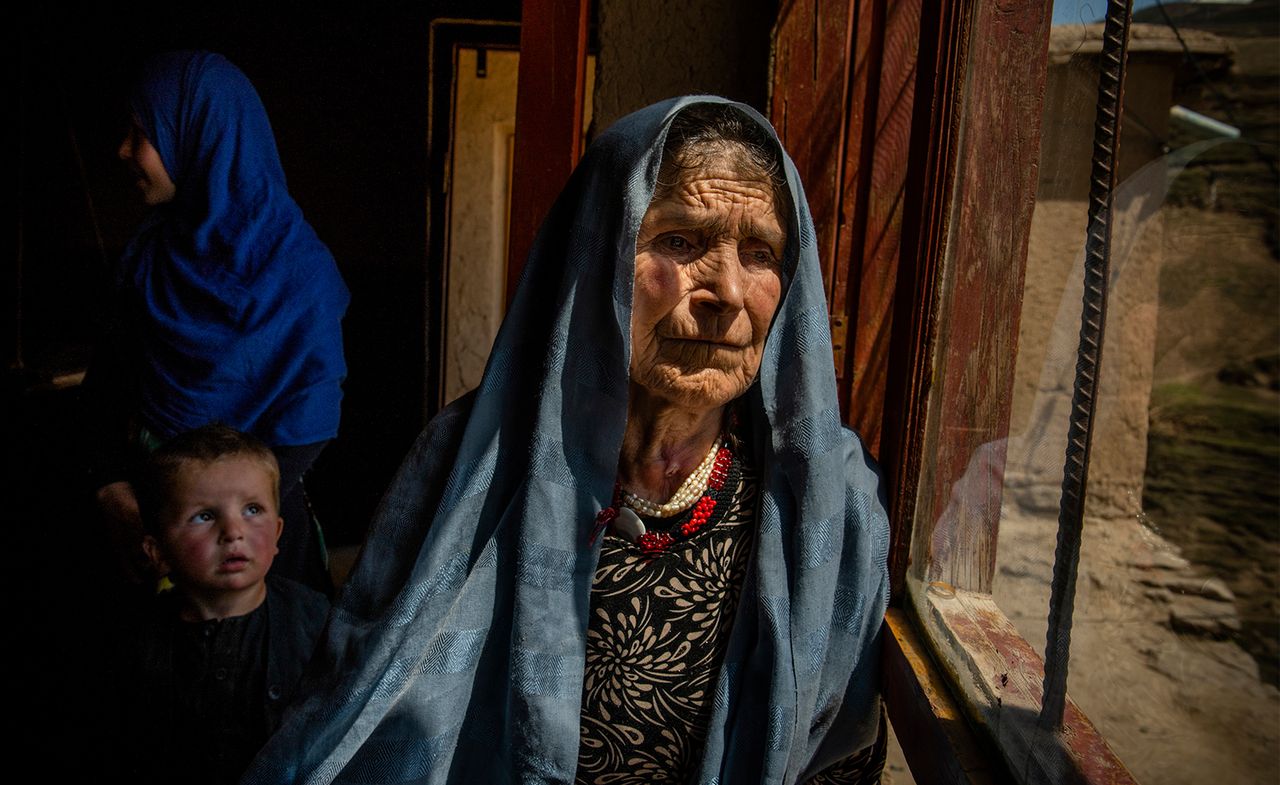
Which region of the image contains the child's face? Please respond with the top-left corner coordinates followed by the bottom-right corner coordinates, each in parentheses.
top-left (144, 456), bottom-right (283, 606)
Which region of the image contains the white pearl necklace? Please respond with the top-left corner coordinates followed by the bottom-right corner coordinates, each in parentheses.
top-left (619, 436), bottom-right (722, 518)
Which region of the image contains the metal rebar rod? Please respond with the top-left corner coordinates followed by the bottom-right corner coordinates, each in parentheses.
top-left (1039, 0), bottom-right (1134, 731)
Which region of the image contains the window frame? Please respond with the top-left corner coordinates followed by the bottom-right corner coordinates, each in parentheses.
top-left (773, 0), bottom-right (1141, 782)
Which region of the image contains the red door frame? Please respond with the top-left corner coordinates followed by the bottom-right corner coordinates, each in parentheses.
top-left (505, 0), bottom-right (591, 305)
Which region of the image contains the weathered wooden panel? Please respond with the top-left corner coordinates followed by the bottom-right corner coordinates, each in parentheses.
top-left (771, 0), bottom-right (856, 298)
top-left (843, 0), bottom-right (921, 453)
top-left (903, 0), bottom-right (1053, 595)
top-left (771, 0), bottom-right (921, 457)
top-left (832, 0), bottom-right (878, 329)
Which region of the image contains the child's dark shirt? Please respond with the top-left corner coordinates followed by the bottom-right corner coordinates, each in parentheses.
top-left (109, 576), bottom-right (329, 784)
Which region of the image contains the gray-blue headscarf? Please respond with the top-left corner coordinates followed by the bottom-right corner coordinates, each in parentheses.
top-left (246, 96), bottom-right (889, 784)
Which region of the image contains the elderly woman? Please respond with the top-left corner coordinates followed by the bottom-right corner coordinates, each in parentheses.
top-left (248, 98), bottom-right (889, 784)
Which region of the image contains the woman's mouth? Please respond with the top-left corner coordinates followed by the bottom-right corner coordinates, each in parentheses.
top-left (665, 334), bottom-right (749, 350)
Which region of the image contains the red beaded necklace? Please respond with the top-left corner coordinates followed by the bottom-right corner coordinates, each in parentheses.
top-left (590, 444), bottom-right (733, 556)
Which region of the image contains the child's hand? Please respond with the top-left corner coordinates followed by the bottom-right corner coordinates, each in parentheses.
top-left (96, 481), bottom-right (151, 583)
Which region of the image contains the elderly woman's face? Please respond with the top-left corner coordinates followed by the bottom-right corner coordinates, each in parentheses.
top-left (630, 152), bottom-right (785, 410)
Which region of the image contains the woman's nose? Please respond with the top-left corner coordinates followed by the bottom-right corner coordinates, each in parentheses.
top-left (692, 246), bottom-right (746, 315)
top-left (117, 133), bottom-right (131, 161)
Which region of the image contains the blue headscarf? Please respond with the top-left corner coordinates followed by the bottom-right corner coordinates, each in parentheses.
top-left (246, 97), bottom-right (888, 783)
top-left (120, 51), bottom-right (348, 445)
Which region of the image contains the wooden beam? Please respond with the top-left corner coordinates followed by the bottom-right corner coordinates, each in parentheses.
top-left (879, 0), bottom-right (969, 600)
top-left (911, 0), bottom-right (1051, 595)
top-left (880, 0), bottom-right (1053, 596)
top-left (506, 0), bottom-right (590, 305)
top-left (883, 608), bottom-right (1003, 785)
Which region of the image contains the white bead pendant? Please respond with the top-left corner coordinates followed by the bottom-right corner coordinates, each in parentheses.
top-left (611, 507), bottom-right (647, 541)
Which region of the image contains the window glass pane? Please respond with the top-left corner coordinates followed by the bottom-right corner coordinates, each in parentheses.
top-left (908, 3), bottom-right (1278, 783)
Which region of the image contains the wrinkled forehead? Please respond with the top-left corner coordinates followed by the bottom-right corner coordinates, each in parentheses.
top-left (640, 153), bottom-right (788, 254)
top-left (652, 141), bottom-right (792, 238)
top-left (657, 140), bottom-right (785, 202)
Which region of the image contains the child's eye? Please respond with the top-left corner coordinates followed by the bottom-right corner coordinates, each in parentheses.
top-left (190, 511), bottom-right (215, 524)
top-left (245, 503), bottom-right (264, 516)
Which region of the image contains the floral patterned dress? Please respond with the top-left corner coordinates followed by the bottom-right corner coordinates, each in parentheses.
top-left (576, 451), bottom-right (885, 784)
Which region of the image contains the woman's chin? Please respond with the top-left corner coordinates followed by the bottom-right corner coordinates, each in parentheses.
top-left (634, 367), bottom-right (752, 412)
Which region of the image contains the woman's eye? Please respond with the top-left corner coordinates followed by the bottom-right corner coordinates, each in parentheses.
top-left (658, 235), bottom-right (696, 255)
top-left (742, 246), bottom-right (778, 267)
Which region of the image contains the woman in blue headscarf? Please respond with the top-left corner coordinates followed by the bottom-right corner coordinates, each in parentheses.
top-left (247, 97), bottom-right (888, 783)
top-left (88, 51), bottom-right (349, 592)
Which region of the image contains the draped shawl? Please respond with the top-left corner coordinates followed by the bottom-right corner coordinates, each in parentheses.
top-left (246, 97), bottom-right (889, 784)
top-left (120, 51), bottom-right (349, 445)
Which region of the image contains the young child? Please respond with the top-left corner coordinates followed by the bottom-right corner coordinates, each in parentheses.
top-left (110, 424), bottom-right (330, 784)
